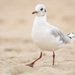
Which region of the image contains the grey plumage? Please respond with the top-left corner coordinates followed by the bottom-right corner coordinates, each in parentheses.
top-left (51, 28), bottom-right (71, 44)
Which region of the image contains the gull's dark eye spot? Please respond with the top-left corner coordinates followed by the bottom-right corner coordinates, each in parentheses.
top-left (40, 8), bottom-right (43, 11)
top-left (45, 9), bottom-right (46, 12)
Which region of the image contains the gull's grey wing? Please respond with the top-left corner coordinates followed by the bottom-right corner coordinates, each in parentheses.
top-left (51, 27), bottom-right (71, 44)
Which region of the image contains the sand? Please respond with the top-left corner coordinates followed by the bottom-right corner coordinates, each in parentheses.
top-left (0, 0), bottom-right (75, 75)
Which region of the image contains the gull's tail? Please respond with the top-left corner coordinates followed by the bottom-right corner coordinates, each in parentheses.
top-left (67, 33), bottom-right (75, 39)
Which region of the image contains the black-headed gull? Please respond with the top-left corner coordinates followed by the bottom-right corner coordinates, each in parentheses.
top-left (26, 4), bottom-right (74, 67)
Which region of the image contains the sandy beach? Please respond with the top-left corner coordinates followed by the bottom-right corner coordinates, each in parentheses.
top-left (0, 0), bottom-right (75, 75)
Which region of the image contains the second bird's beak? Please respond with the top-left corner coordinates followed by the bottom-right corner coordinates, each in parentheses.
top-left (32, 11), bottom-right (38, 14)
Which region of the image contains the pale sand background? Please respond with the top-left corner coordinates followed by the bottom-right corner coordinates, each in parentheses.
top-left (0, 0), bottom-right (75, 75)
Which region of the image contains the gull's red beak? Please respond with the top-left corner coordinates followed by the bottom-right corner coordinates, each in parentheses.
top-left (32, 11), bottom-right (38, 14)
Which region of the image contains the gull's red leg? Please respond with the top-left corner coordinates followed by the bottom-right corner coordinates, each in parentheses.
top-left (53, 51), bottom-right (55, 65)
top-left (26, 52), bottom-right (42, 67)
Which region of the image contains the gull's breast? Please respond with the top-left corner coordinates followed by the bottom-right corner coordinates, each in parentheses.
top-left (31, 25), bottom-right (64, 51)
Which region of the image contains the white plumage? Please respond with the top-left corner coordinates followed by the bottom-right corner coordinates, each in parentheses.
top-left (26, 4), bottom-right (74, 67)
top-left (32, 4), bottom-right (72, 51)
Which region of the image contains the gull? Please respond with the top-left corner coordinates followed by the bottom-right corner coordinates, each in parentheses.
top-left (26, 4), bottom-right (74, 67)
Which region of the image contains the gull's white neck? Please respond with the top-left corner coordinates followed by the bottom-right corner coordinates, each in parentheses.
top-left (34, 15), bottom-right (47, 23)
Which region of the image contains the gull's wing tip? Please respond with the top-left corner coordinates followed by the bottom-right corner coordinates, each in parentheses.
top-left (67, 33), bottom-right (75, 39)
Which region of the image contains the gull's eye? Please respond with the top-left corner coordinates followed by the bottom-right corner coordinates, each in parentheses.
top-left (40, 8), bottom-right (43, 11)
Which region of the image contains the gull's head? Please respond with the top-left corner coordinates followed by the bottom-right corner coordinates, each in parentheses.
top-left (32, 4), bottom-right (46, 16)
